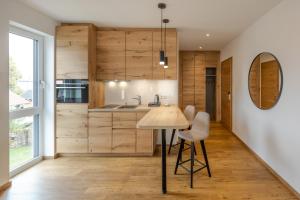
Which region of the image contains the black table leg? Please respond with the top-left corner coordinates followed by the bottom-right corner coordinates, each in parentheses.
top-left (161, 129), bottom-right (167, 194)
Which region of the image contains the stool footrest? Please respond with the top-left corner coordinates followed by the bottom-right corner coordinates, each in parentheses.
top-left (177, 158), bottom-right (207, 174)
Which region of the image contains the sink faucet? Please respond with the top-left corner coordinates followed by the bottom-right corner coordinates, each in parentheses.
top-left (132, 95), bottom-right (142, 105)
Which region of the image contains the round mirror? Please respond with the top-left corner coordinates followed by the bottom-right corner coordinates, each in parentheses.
top-left (248, 52), bottom-right (283, 110)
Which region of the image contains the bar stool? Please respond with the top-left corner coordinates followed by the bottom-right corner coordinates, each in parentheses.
top-left (174, 112), bottom-right (212, 188)
top-left (168, 105), bottom-right (196, 154)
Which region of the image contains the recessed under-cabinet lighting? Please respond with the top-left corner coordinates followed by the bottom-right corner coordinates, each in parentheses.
top-left (108, 81), bottom-right (116, 87)
top-left (199, 46), bottom-right (203, 49)
top-left (206, 33), bottom-right (210, 37)
top-left (119, 81), bottom-right (127, 88)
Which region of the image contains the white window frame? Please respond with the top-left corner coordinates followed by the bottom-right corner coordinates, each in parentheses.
top-left (9, 25), bottom-right (44, 177)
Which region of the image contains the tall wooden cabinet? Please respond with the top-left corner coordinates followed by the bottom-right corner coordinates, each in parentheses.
top-left (56, 25), bottom-right (89, 79)
top-left (179, 51), bottom-right (220, 116)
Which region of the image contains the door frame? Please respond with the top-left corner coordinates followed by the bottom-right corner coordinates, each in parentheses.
top-left (221, 57), bottom-right (232, 131)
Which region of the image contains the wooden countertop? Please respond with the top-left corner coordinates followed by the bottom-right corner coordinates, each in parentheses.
top-left (136, 106), bottom-right (189, 129)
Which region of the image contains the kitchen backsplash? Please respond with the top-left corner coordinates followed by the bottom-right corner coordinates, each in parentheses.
top-left (104, 80), bottom-right (178, 105)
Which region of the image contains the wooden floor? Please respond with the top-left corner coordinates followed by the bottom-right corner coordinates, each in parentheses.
top-left (0, 123), bottom-right (298, 200)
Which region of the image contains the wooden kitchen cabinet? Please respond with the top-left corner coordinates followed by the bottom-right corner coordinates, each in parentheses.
top-left (56, 25), bottom-right (89, 79)
top-left (56, 138), bottom-right (88, 153)
top-left (95, 29), bottom-right (177, 81)
top-left (56, 24), bottom-right (104, 109)
top-left (152, 30), bottom-right (177, 80)
top-left (126, 31), bottom-right (153, 80)
top-left (56, 104), bottom-right (88, 153)
top-left (113, 112), bottom-right (137, 128)
top-left (56, 104), bottom-right (88, 138)
top-left (112, 129), bottom-right (136, 153)
top-left (88, 112), bottom-right (112, 153)
top-left (136, 112), bottom-right (154, 153)
top-left (96, 31), bottom-right (126, 80)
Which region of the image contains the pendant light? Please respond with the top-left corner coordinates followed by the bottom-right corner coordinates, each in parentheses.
top-left (163, 19), bottom-right (169, 69)
top-left (158, 3), bottom-right (166, 65)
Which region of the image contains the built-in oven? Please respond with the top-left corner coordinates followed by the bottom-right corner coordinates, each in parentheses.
top-left (56, 79), bottom-right (88, 103)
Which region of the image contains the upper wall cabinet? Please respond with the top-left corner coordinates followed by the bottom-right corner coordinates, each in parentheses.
top-left (96, 31), bottom-right (126, 80)
top-left (56, 25), bottom-right (89, 79)
top-left (153, 30), bottom-right (177, 80)
top-left (126, 31), bottom-right (153, 80)
top-left (96, 29), bottom-right (178, 81)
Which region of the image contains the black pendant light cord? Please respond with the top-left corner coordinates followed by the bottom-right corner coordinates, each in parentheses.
top-left (164, 21), bottom-right (167, 56)
top-left (161, 8), bottom-right (163, 51)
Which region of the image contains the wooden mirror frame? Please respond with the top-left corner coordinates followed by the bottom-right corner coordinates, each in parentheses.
top-left (248, 52), bottom-right (283, 110)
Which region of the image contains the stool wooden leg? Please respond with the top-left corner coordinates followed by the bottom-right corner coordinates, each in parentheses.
top-left (190, 142), bottom-right (194, 188)
top-left (174, 139), bottom-right (185, 175)
top-left (200, 140), bottom-right (211, 177)
top-left (168, 129), bottom-right (176, 154)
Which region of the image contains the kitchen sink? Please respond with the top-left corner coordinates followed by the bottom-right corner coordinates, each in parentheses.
top-left (118, 105), bottom-right (138, 109)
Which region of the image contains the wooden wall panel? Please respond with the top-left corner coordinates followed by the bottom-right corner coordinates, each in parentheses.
top-left (179, 51), bottom-right (221, 120)
top-left (194, 53), bottom-right (206, 111)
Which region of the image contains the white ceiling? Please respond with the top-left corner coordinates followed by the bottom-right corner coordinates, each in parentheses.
top-left (21, 0), bottom-right (282, 50)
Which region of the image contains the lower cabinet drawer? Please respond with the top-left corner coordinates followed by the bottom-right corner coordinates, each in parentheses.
top-left (112, 129), bottom-right (136, 153)
top-left (136, 129), bottom-right (153, 153)
top-left (89, 135), bottom-right (112, 153)
top-left (113, 120), bottom-right (136, 128)
top-left (56, 138), bottom-right (88, 153)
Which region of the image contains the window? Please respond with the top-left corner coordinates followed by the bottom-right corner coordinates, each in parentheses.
top-left (9, 26), bottom-right (44, 173)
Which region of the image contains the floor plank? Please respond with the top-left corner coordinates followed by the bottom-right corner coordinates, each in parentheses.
top-left (0, 123), bottom-right (298, 200)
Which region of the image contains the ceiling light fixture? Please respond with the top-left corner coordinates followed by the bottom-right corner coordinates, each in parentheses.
top-left (163, 18), bottom-right (169, 69)
top-left (158, 3), bottom-right (166, 65)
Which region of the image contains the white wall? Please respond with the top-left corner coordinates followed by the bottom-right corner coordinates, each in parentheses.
top-left (221, 0), bottom-right (300, 193)
top-left (0, 0), bottom-right (57, 186)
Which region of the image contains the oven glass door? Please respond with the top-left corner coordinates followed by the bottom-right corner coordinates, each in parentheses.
top-left (56, 80), bottom-right (88, 103)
